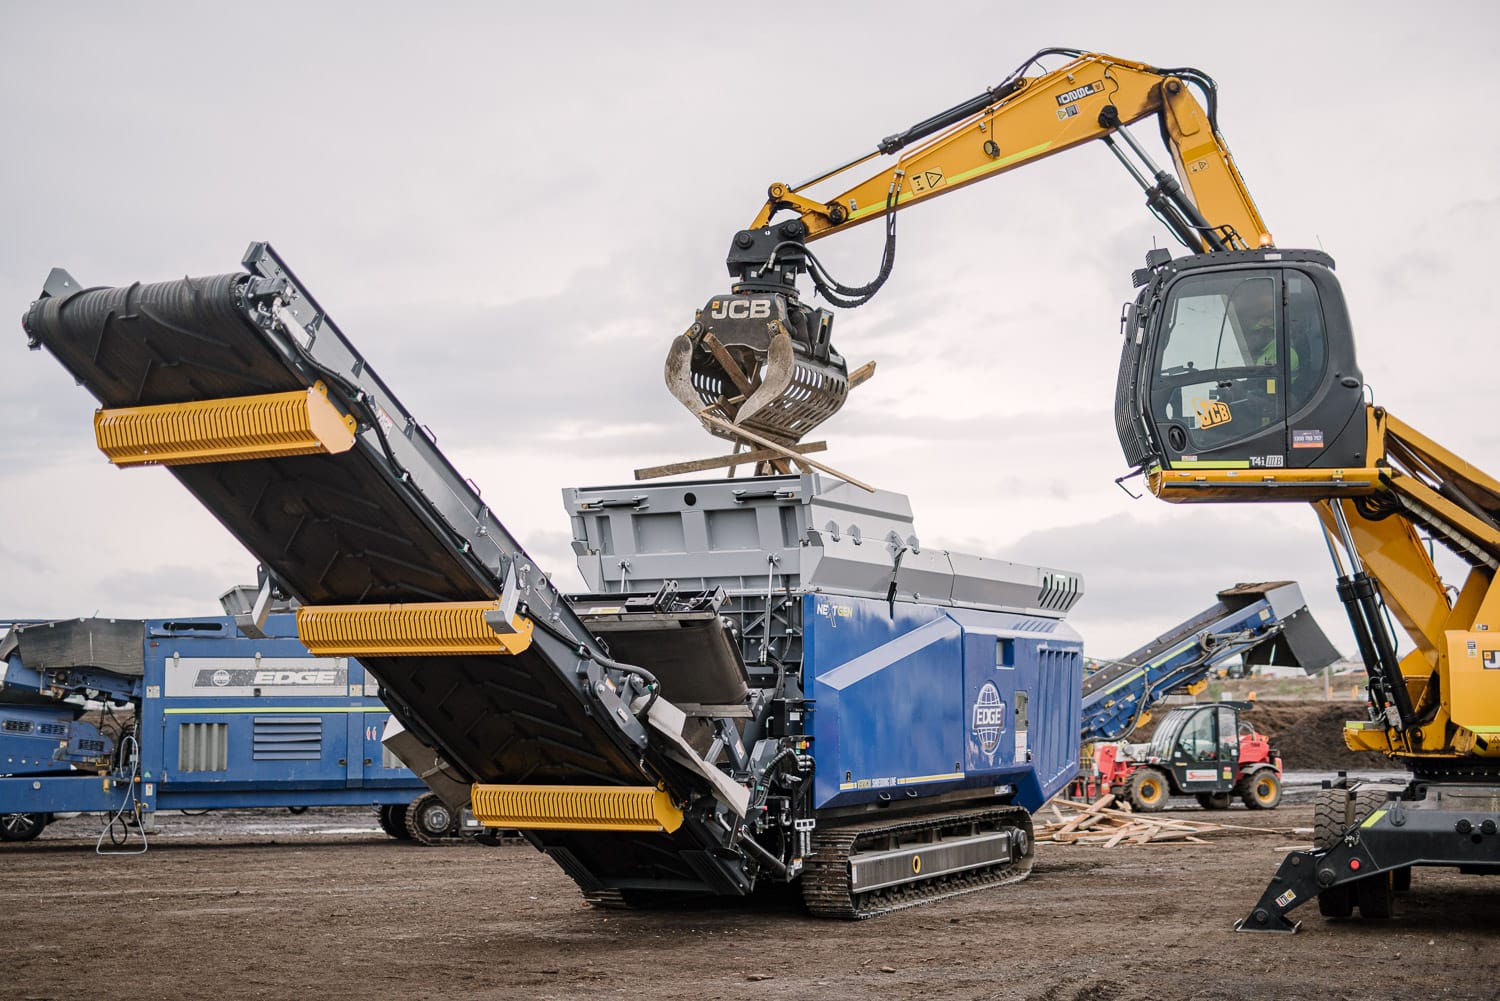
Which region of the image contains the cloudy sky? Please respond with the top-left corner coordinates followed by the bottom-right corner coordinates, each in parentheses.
top-left (2, 1), bottom-right (1495, 659)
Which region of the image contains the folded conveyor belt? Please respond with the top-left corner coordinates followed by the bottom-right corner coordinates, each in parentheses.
top-left (23, 244), bottom-right (751, 895)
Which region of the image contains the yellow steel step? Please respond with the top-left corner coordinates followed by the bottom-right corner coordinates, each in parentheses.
top-left (297, 600), bottom-right (534, 657)
top-left (95, 382), bottom-right (356, 467)
top-left (471, 784), bottom-right (683, 833)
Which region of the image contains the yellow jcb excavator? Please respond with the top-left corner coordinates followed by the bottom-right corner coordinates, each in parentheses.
top-left (669, 46), bottom-right (1500, 931)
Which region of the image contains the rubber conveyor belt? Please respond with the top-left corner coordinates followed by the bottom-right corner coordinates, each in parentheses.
top-left (23, 243), bottom-right (749, 895)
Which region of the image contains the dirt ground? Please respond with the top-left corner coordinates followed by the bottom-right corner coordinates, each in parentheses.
top-left (6, 795), bottom-right (1498, 1001)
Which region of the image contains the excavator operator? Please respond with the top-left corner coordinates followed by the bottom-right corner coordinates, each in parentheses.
top-left (1231, 277), bottom-right (1295, 370)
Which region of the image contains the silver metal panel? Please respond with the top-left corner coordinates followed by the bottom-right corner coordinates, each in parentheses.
top-left (564, 473), bottom-right (1084, 619)
top-left (801, 536), bottom-right (902, 600)
top-left (163, 656), bottom-right (349, 698)
top-left (892, 548), bottom-right (957, 605)
top-left (849, 829), bottom-right (1016, 893)
top-left (177, 722), bottom-right (228, 772)
top-left (948, 553), bottom-right (1085, 618)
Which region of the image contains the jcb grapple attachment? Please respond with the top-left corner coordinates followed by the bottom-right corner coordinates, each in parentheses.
top-left (665, 291), bottom-right (848, 448)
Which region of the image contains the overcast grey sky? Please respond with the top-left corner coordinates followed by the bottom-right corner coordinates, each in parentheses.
top-left (2, 1), bottom-right (1495, 658)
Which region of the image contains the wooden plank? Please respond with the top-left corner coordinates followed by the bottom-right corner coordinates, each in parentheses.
top-left (635, 442), bottom-right (828, 480)
top-left (701, 333), bottom-right (756, 397)
top-left (1051, 794), bottom-right (1115, 837)
top-left (696, 411), bottom-right (875, 492)
top-left (848, 360), bottom-right (877, 389)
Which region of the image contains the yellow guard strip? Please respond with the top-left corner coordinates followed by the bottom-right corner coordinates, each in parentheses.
top-left (470, 784), bottom-right (683, 833)
top-left (95, 382), bottom-right (356, 467)
top-left (297, 601), bottom-right (533, 657)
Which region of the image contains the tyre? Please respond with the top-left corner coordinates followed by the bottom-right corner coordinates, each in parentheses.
top-left (1241, 770), bottom-right (1282, 810)
top-left (1317, 882), bottom-right (1354, 918)
top-left (0, 812), bottom-right (48, 842)
top-left (404, 793), bottom-right (457, 845)
top-left (1313, 787), bottom-right (1346, 849)
top-left (1315, 786), bottom-right (1393, 846)
top-left (1314, 786), bottom-right (1400, 920)
top-left (1195, 792), bottom-right (1232, 810)
top-left (1127, 769), bottom-right (1168, 812)
top-left (1355, 871), bottom-right (1394, 919)
top-left (287, 805), bottom-right (309, 816)
top-left (377, 803), bottom-right (412, 840)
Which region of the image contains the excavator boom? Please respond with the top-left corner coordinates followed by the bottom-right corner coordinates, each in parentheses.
top-left (667, 48), bottom-right (1272, 456)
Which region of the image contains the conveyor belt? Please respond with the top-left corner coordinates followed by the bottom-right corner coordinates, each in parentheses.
top-left (23, 244), bottom-right (751, 894)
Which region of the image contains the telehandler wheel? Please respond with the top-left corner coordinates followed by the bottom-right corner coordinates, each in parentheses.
top-left (1127, 769), bottom-right (1168, 812)
top-left (1194, 792), bottom-right (1232, 810)
top-left (1241, 770), bottom-right (1282, 810)
top-left (0, 811), bottom-right (47, 842)
top-left (1392, 865), bottom-right (1412, 892)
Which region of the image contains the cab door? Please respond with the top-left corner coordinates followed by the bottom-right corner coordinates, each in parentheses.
top-left (1148, 268), bottom-right (1293, 469)
top-left (1168, 706), bottom-right (1229, 793)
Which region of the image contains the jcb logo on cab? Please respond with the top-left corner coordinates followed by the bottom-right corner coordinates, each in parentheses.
top-left (1193, 398), bottom-right (1233, 429)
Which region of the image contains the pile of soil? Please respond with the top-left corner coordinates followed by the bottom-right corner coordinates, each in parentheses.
top-left (1241, 700), bottom-right (1375, 772)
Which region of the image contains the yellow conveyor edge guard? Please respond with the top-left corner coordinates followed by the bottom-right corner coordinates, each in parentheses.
top-left (95, 382), bottom-right (356, 467)
top-left (297, 601), bottom-right (534, 657)
top-left (471, 784), bottom-right (683, 834)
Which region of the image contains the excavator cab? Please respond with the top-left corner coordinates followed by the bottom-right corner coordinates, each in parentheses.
top-left (1115, 248), bottom-right (1374, 501)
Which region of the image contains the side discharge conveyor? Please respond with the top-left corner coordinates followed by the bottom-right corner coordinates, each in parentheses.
top-left (24, 245), bottom-right (1085, 916)
top-left (1081, 581), bottom-right (1338, 743)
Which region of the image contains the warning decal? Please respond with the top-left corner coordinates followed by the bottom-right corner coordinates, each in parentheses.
top-left (910, 169), bottom-right (945, 193)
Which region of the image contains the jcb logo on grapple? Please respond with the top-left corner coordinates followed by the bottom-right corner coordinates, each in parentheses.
top-left (710, 299), bottom-right (771, 320)
top-left (1193, 398), bottom-right (1233, 429)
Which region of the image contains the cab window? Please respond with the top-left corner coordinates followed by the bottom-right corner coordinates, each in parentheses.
top-left (1283, 271), bottom-right (1327, 413)
top-left (1175, 709), bottom-right (1218, 761)
top-left (1217, 706), bottom-right (1238, 762)
top-left (1153, 269), bottom-right (1285, 453)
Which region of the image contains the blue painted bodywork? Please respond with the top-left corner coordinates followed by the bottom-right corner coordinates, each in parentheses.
top-left (0, 614), bottom-right (426, 822)
top-left (806, 593), bottom-right (1083, 813)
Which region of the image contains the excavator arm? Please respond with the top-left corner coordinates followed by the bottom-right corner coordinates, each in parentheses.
top-left (666, 48), bottom-right (1271, 457)
top-left (750, 47), bottom-right (1270, 253)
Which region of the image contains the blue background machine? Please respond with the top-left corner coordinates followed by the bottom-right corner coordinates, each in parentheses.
top-left (0, 606), bottom-right (432, 844)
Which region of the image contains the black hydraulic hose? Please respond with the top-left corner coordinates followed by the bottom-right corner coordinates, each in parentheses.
top-left (806, 185), bottom-right (901, 308)
top-left (737, 828), bottom-right (790, 879)
top-left (531, 613), bottom-right (663, 717)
